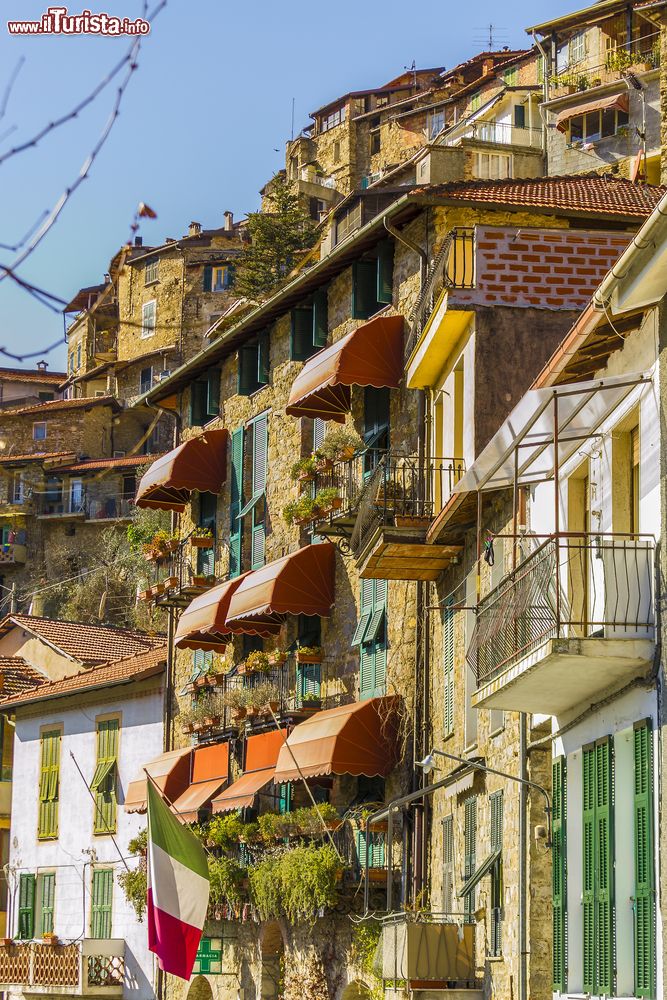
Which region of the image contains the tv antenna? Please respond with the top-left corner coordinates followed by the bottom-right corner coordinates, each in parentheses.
top-left (473, 24), bottom-right (509, 50)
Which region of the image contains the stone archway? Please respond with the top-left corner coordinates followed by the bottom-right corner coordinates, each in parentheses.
top-left (340, 982), bottom-right (372, 1000)
top-left (186, 975), bottom-right (214, 1000)
top-left (260, 921), bottom-right (285, 1000)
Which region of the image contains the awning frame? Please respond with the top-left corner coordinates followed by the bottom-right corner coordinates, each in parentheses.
top-left (457, 849), bottom-right (501, 898)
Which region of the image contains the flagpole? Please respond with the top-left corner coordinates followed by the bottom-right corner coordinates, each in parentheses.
top-left (69, 751), bottom-right (130, 871)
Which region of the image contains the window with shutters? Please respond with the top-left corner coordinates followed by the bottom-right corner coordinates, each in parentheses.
top-left (144, 259), bottom-right (159, 285)
top-left (552, 756), bottom-right (567, 993)
top-left (190, 368), bottom-right (220, 427)
top-left (442, 815), bottom-right (454, 913)
top-left (192, 649), bottom-right (213, 680)
top-left (363, 386), bottom-right (390, 477)
top-left (356, 828), bottom-right (386, 873)
top-left (352, 241), bottom-right (394, 319)
top-left (229, 427), bottom-right (244, 578)
top-left (211, 265), bottom-right (233, 292)
top-left (238, 413), bottom-right (268, 570)
top-left (18, 873), bottom-right (35, 939)
top-left (443, 600), bottom-right (454, 737)
top-left (633, 720), bottom-right (655, 998)
top-left (141, 299), bottom-right (156, 338)
top-left (238, 333), bottom-right (270, 396)
top-left (489, 791), bottom-right (504, 956)
top-left (91, 869), bottom-right (113, 939)
top-left (92, 718), bottom-right (119, 835)
top-left (197, 492), bottom-right (217, 577)
top-left (38, 873), bottom-right (56, 936)
top-left (38, 728), bottom-right (61, 840)
top-left (290, 289), bottom-right (328, 361)
top-left (355, 579), bottom-right (387, 700)
top-left (296, 614), bottom-right (322, 704)
top-left (582, 738), bottom-right (614, 996)
top-left (463, 796), bottom-right (477, 922)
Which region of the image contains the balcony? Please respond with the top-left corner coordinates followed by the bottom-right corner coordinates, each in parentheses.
top-left (381, 916), bottom-right (477, 992)
top-left (0, 543), bottom-right (26, 565)
top-left (470, 534), bottom-right (655, 716)
top-left (0, 939), bottom-right (125, 996)
top-left (346, 454), bottom-right (464, 580)
top-left (444, 119), bottom-right (543, 149)
top-left (36, 491), bottom-right (133, 522)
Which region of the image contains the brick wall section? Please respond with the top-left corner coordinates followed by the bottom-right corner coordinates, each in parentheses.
top-left (452, 225), bottom-right (632, 309)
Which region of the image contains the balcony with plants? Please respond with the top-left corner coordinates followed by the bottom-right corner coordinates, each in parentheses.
top-left (548, 30), bottom-right (660, 100)
top-left (137, 528), bottom-right (217, 607)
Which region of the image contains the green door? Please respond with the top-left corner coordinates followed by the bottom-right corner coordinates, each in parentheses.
top-left (91, 869), bottom-right (113, 938)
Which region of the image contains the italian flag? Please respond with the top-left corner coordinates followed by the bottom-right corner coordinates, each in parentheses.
top-left (146, 778), bottom-right (210, 980)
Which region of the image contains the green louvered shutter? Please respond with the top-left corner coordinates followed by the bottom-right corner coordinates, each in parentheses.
top-left (40, 873), bottom-right (55, 935)
top-left (634, 721), bottom-right (655, 998)
top-left (352, 260), bottom-right (378, 319)
top-left (203, 265), bottom-right (212, 292)
top-left (359, 579), bottom-right (375, 697)
top-left (94, 720), bottom-right (119, 835)
top-left (443, 599), bottom-right (454, 737)
top-left (290, 307), bottom-right (314, 361)
top-left (582, 745), bottom-right (596, 993)
top-left (490, 791), bottom-right (504, 956)
top-left (229, 427), bottom-right (244, 577)
top-left (376, 240), bottom-right (394, 304)
top-left (595, 737), bottom-right (614, 996)
top-left (251, 415), bottom-right (267, 570)
top-left (18, 874), bottom-right (35, 939)
top-left (463, 796), bottom-right (477, 923)
top-left (359, 580), bottom-right (387, 699)
top-left (372, 579), bottom-right (387, 697)
top-left (190, 380), bottom-right (209, 427)
top-left (257, 331), bottom-right (270, 386)
top-left (552, 756), bottom-right (567, 993)
top-left (91, 869), bottom-right (113, 939)
top-left (442, 815), bottom-right (454, 913)
top-left (312, 288), bottom-right (328, 348)
top-left (298, 663), bottom-right (321, 700)
top-left (38, 729), bottom-right (60, 840)
top-left (206, 369), bottom-right (221, 418)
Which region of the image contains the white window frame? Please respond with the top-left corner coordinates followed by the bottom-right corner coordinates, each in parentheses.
top-left (141, 299), bottom-right (156, 339)
top-left (428, 110), bottom-right (445, 140)
top-left (569, 31), bottom-right (586, 65)
top-left (144, 259), bottom-right (159, 285)
top-left (475, 151), bottom-right (513, 180)
top-left (33, 422), bottom-right (47, 441)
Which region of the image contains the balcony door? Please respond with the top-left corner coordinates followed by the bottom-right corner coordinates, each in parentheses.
top-left (567, 462), bottom-right (590, 637)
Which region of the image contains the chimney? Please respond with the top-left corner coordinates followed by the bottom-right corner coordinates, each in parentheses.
top-left (482, 58), bottom-right (495, 75)
top-left (224, 211), bottom-right (234, 232)
top-left (189, 221), bottom-right (202, 237)
top-left (36, 360), bottom-right (48, 372)
top-left (134, 236), bottom-right (143, 247)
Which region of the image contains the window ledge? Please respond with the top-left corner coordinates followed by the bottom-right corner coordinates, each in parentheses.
top-left (485, 955), bottom-right (504, 963)
top-left (144, 279), bottom-right (160, 287)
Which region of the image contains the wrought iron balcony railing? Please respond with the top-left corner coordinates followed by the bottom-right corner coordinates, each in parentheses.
top-left (0, 939), bottom-right (125, 994)
top-left (35, 490), bottom-right (134, 520)
top-left (468, 533), bottom-right (655, 686)
top-left (406, 227), bottom-right (475, 358)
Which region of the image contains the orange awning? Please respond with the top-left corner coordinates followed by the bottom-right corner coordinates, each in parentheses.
top-left (555, 92), bottom-right (628, 133)
top-left (225, 544), bottom-right (336, 635)
top-left (273, 696), bottom-right (400, 783)
top-left (211, 730), bottom-right (286, 813)
top-left (124, 747), bottom-right (192, 814)
top-left (175, 575), bottom-right (250, 651)
top-left (285, 314), bottom-right (404, 422)
top-left (172, 743), bottom-right (230, 823)
top-left (135, 429), bottom-right (228, 511)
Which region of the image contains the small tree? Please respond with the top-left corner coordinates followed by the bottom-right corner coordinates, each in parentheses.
top-left (235, 174), bottom-right (318, 301)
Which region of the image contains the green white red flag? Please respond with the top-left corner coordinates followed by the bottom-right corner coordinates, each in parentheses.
top-left (146, 778), bottom-right (209, 980)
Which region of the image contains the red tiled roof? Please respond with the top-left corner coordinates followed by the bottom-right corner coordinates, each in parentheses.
top-left (0, 451), bottom-right (75, 466)
top-left (419, 175), bottom-right (667, 218)
top-left (55, 455), bottom-right (158, 473)
top-left (0, 368), bottom-right (65, 384)
top-left (3, 395), bottom-right (120, 416)
top-left (0, 657), bottom-right (48, 696)
top-left (0, 614), bottom-right (165, 665)
top-left (0, 646), bottom-right (167, 709)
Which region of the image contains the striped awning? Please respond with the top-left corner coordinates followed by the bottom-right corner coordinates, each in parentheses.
top-left (135, 429), bottom-right (228, 512)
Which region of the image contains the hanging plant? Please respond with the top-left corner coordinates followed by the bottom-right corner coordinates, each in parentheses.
top-left (315, 428), bottom-right (363, 463)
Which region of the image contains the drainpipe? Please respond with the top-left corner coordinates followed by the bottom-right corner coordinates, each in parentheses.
top-left (519, 713), bottom-right (528, 1000)
top-left (383, 216), bottom-right (428, 286)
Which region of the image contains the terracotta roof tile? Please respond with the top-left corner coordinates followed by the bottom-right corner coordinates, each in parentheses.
top-left (419, 175), bottom-right (667, 218)
top-left (0, 451), bottom-right (75, 465)
top-left (0, 657), bottom-right (48, 696)
top-left (55, 455), bottom-right (159, 473)
top-left (0, 368), bottom-right (66, 384)
top-left (0, 646), bottom-right (167, 709)
top-left (0, 614), bottom-right (165, 665)
top-left (3, 395), bottom-right (120, 416)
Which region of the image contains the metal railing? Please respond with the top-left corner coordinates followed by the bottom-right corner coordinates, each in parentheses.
top-left (350, 454), bottom-right (465, 558)
top-left (406, 227), bottom-right (475, 358)
top-left (550, 32), bottom-right (660, 92)
top-left (445, 120), bottom-right (543, 148)
top-left (469, 533), bottom-right (655, 685)
top-left (0, 939), bottom-right (125, 993)
top-left (35, 490), bottom-right (134, 520)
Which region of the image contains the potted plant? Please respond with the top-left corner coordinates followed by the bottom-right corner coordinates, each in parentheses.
top-left (316, 428), bottom-right (363, 463)
top-left (300, 692), bottom-right (321, 710)
top-left (314, 487), bottom-right (342, 516)
top-left (42, 933), bottom-right (59, 946)
top-left (297, 646), bottom-right (323, 664)
top-left (192, 572), bottom-right (216, 588)
top-left (194, 674), bottom-right (211, 690)
top-left (293, 803), bottom-right (339, 836)
top-left (191, 527), bottom-right (214, 548)
top-left (395, 511), bottom-right (431, 529)
top-left (180, 709), bottom-right (195, 735)
top-left (164, 575), bottom-right (179, 590)
top-left (254, 682), bottom-right (281, 715)
top-left (268, 649), bottom-right (288, 666)
top-left (244, 649), bottom-right (271, 674)
top-left (283, 495), bottom-right (321, 527)
top-left (208, 669), bottom-right (227, 686)
top-left (137, 588), bottom-right (151, 602)
top-left (290, 455), bottom-right (318, 484)
top-left (224, 687), bottom-right (248, 722)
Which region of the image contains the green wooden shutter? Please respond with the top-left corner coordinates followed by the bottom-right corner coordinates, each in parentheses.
top-left (552, 756), bottom-right (567, 993)
top-left (490, 791), bottom-right (504, 956)
top-left (229, 427), bottom-right (244, 577)
top-left (18, 874), bottom-right (35, 939)
top-left (595, 737), bottom-right (614, 996)
top-left (634, 721), bottom-right (654, 998)
top-left (582, 744), bottom-right (596, 994)
top-left (463, 796), bottom-right (477, 922)
top-left (203, 265), bottom-right (212, 292)
top-left (373, 579), bottom-right (387, 697)
top-left (94, 720), bottom-right (119, 835)
top-left (251, 415), bottom-right (267, 570)
top-left (278, 783), bottom-right (291, 815)
top-left (91, 869), bottom-right (113, 939)
top-left (40, 873), bottom-right (55, 935)
top-left (312, 289), bottom-right (328, 348)
top-left (442, 815), bottom-right (454, 913)
top-left (291, 307), bottom-right (314, 361)
top-left (352, 259), bottom-right (378, 319)
top-left (298, 664), bottom-right (321, 700)
top-left (443, 600), bottom-right (454, 737)
top-left (360, 580), bottom-right (386, 699)
top-left (206, 369), bottom-right (221, 418)
top-left (238, 345), bottom-right (258, 396)
top-left (190, 380), bottom-right (208, 426)
top-left (376, 240), bottom-right (394, 304)
top-left (257, 331), bottom-right (270, 386)
top-left (197, 492), bottom-right (217, 577)
top-left (38, 729), bottom-right (60, 839)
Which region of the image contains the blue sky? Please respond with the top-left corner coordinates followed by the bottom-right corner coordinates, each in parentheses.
top-left (0, 0), bottom-right (576, 372)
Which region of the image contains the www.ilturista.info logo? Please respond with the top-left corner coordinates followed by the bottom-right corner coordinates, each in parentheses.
top-left (7, 6), bottom-right (150, 35)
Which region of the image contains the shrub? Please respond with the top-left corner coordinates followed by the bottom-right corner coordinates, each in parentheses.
top-left (117, 828), bottom-right (148, 920)
top-left (208, 856), bottom-right (246, 914)
top-left (315, 428), bottom-right (363, 462)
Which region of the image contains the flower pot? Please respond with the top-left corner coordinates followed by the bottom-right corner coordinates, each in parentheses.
top-left (164, 576), bottom-right (179, 589)
top-left (153, 582), bottom-right (165, 595)
top-left (297, 652), bottom-right (322, 664)
top-left (231, 707), bottom-right (247, 721)
top-left (210, 672), bottom-right (226, 686)
top-left (1, 938), bottom-right (12, 947)
top-left (337, 446), bottom-right (356, 461)
top-left (193, 722), bottom-right (206, 733)
top-left (181, 722), bottom-right (194, 734)
top-left (191, 536), bottom-right (214, 548)
top-left (137, 590), bottom-right (151, 602)
top-left (268, 652), bottom-right (287, 666)
top-left (298, 470), bottom-right (315, 483)
top-left (315, 458), bottom-right (333, 472)
top-left (42, 934), bottom-right (59, 946)
top-left (203, 716), bottom-right (220, 728)
top-left (394, 514), bottom-right (431, 529)
top-left (246, 706), bottom-right (260, 719)
top-left (300, 700), bottom-right (321, 711)
top-left (192, 575), bottom-right (208, 587)
top-left (166, 539), bottom-right (179, 552)
top-left (194, 676), bottom-right (210, 689)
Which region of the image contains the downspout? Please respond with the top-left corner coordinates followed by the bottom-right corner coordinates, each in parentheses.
top-left (519, 713), bottom-right (528, 1000)
top-left (532, 31), bottom-right (551, 168)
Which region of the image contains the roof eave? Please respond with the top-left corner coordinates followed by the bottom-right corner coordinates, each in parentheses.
top-left (1, 662), bottom-right (165, 713)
